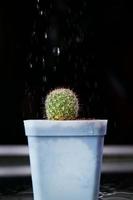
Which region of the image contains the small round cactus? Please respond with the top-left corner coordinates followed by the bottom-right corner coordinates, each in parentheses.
top-left (44, 88), bottom-right (79, 120)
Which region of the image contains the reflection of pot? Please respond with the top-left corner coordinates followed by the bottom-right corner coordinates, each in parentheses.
top-left (24, 120), bottom-right (107, 200)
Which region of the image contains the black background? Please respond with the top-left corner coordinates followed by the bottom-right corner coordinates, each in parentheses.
top-left (0, 0), bottom-right (133, 144)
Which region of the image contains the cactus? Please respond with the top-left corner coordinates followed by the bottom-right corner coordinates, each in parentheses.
top-left (44, 88), bottom-right (79, 120)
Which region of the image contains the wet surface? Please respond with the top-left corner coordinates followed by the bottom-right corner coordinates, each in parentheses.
top-left (0, 191), bottom-right (133, 200)
top-left (99, 192), bottom-right (133, 199)
top-left (0, 174), bottom-right (133, 199)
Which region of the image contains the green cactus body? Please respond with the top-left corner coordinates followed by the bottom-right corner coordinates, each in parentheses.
top-left (45, 88), bottom-right (79, 120)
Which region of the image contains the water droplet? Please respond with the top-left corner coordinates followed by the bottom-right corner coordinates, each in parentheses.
top-left (52, 47), bottom-right (60, 56)
top-left (37, 0), bottom-right (39, 2)
top-left (42, 57), bottom-right (45, 64)
top-left (32, 31), bottom-right (36, 36)
top-left (76, 34), bottom-right (84, 43)
top-left (36, 4), bottom-right (40, 10)
top-left (44, 32), bottom-right (48, 39)
top-left (42, 61), bottom-right (45, 69)
top-left (29, 63), bottom-right (33, 68)
top-left (57, 47), bottom-right (60, 55)
top-left (76, 36), bottom-right (81, 43)
top-left (39, 10), bottom-right (44, 16)
top-left (53, 66), bottom-right (57, 71)
top-left (43, 76), bottom-right (47, 82)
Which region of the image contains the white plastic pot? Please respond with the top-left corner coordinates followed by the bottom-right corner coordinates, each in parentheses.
top-left (24, 120), bottom-right (107, 200)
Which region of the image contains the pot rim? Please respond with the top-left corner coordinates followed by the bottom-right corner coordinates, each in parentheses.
top-left (24, 119), bottom-right (107, 137)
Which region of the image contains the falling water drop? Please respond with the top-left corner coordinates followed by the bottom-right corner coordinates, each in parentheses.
top-left (44, 32), bottom-right (48, 39)
top-left (42, 57), bottom-right (45, 69)
top-left (52, 47), bottom-right (60, 56)
top-left (42, 57), bottom-right (45, 64)
top-left (57, 47), bottom-right (60, 55)
top-left (29, 63), bottom-right (33, 68)
top-left (39, 10), bottom-right (46, 16)
top-left (32, 31), bottom-right (36, 36)
top-left (36, 4), bottom-right (40, 10)
top-left (40, 11), bottom-right (43, 15)
top-left (53, 66), bottom-right (57, 71)
top-left (43, 76), bottom-right (47, 82)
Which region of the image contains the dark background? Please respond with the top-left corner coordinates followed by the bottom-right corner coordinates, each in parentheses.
top-left (0, 0), bottom-right (133, 144)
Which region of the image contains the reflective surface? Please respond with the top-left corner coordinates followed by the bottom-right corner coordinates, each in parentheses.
top-left (0, 174), bottom-right (133, 200)
top-left (0, 191), bottom-right (133, 200)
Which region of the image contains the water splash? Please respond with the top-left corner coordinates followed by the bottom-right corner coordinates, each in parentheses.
top-left (100, 192), bottom-right (133, 199)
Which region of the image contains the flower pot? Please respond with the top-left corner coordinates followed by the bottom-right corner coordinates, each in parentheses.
top-left (24, 120), bottom-right (107, 200)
